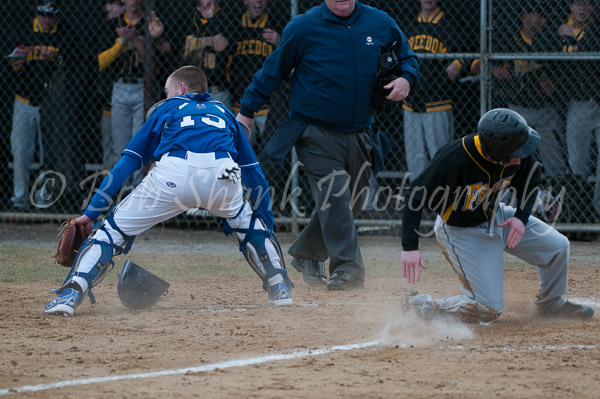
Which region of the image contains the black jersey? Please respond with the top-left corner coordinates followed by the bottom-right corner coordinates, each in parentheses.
top-left (100, 13), bottom-right (148, 80)
top-left (402, 134), bottom-right (541, 250)
top-left (225, 10), bottom-right (285, 113)
top-left (537, 13), bottom-right (600, 102)
top-left (493, 30), bottom-right (555, 107)
top-left (400, 5), bottom-right (471, 113)
top-left (179, 8), bottom-right (229, 89)
top-left (13, 16), bottom-right (70, 106)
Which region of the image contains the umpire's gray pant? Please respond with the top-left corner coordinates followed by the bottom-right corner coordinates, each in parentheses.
top-left (288, 125), bottom-right (372, 280)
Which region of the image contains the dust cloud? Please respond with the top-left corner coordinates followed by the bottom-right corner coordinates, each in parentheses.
top-left (378, 308), bottom-right (474, 347)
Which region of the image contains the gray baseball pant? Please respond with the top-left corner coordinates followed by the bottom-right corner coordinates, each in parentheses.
top-left (410, 203), bottom-right (569, 322)
top-left (10, 98), bottom-right (41, 208)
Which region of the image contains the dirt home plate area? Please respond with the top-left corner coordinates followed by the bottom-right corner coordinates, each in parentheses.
top-left (1, 222), bottom-right (599, 398)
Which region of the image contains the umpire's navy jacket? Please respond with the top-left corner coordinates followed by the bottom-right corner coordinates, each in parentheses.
top-left (239, 0), bottom-right (419, 133)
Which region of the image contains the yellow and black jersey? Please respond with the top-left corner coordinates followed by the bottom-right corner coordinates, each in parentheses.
top-left (493, 30), bottom-right (551, 106)
top-left (400, 6), bottom-right (474, 113)
top-left (97, 13), bottom-right (147, 80)
top-left (178, 8), bottom-right (229, 87)
top-left (402, 134), bottom-right (541, 250)
top-left (225, 10), bottom-right (285, 111)
top-left (533, 14), bottom-right (600, 102)
top-left (13, 16), bottom-right (70, 106)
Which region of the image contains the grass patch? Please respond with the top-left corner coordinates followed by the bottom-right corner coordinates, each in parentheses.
top-left (1, 244), bottom-right (534, 284)
top-left (0, 246), bottom-right (258, 283)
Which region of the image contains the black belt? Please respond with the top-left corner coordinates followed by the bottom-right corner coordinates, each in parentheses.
top-left (167, 150), bottom-right (230, 160)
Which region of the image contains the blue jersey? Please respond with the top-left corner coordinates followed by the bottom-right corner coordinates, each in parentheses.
top-left (85, 92), bottom-right (272, 224)
top-left (125, 93), bottom-right (243, 166)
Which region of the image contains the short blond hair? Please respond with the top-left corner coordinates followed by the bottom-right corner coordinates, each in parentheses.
top-left (169, 66), bottom-right (208, 94)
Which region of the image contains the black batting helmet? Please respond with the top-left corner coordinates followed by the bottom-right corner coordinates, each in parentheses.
top-left (477, 108), bottom-right (541, 163)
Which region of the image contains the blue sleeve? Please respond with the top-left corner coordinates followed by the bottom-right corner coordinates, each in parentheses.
top-left (234, 122), bottom-right (274, 230)
top-left (389, 16), bottom-right (420, 90)
top-left (83, 154), bottom-right (139, 221)
top-left (122, 111), bottom-right (166, 166)
top-left (241, 167), bottom-right (274, 231)
top-left (239, 19), bottom-right (302, 117)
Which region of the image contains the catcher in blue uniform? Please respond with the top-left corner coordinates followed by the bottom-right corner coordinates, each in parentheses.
top-left (45, 65), bottom-right (292, 317)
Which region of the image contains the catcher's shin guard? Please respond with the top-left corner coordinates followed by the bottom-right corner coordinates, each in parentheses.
top-left (226, 213), bottom-right (291, 290)
top-left (51, 214), bottom-right (135, 304)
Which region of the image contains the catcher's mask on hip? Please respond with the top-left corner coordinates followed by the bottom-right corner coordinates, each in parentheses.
top-left (117, 260), bottom-right (170, 310)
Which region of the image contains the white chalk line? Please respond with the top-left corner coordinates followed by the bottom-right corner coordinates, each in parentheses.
top-left (0, 340), bottom-right (382, 396)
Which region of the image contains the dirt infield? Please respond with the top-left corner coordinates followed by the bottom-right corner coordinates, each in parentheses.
top-left (1, 223), bottom-right (599, 398)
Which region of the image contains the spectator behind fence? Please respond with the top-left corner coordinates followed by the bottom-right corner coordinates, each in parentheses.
top-left (8, 2), bottom-right (74, 212)
top-left (97, 0), bottom-right (170, 178)
top-left (400, 0), bottom-right (472, 180)
top-left (537, 0), bottom-right (600, 218)
top-left (472, 2), bottom-right (566, 179)
top-left (236, 0), bottom-right (419, 290)
top-left (225, 0), bottom-right (285, 149)
top-left (96, 1), bottom-right (125, 171)
top-left (175, 0), bottom-right (232, 109)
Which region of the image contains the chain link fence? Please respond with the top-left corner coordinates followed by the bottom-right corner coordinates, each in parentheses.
top-left (1, 0), bottom-right (598, 238)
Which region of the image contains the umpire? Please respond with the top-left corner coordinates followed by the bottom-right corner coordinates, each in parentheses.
top-left (236, 0), bottom-right (419, 289)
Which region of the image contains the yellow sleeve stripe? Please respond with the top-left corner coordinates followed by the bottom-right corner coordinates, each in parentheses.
top-left (98, 41), bottom-right (124, 71)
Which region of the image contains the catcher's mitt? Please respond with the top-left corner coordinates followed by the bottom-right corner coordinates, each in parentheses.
top-left (374, 41), bottom-right (402, 113)
top-left (53, 217), bottom-right (92, 267)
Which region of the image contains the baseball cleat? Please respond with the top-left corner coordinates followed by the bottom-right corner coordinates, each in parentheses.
top-left (539, 301), bottom-right (594, 319)
top-left (45, 288), bottom-right (82, 317)
top-left (268, 281), bottom-right (293, 306)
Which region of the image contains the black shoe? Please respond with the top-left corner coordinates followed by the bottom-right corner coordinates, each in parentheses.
top-left (291, 258), bottom-right (327, 286)
top-left (326, 271), bottom-right (365, 291)
top-left (539, 301), bottom-right (594, 319)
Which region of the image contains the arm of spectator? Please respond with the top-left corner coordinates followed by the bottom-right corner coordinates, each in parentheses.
top-left (492, 65), bottom-right (512, 80)
top-left (446, 61), bottom-right (461, 81)
top-left (148, 11), bottom-right (170, 54)
top-left (40, 46), bottom-right (58, 61)
top-left (105, 1), bottom-right (125, 19)
top-left (212, 33), bottom-right (229, 52)
top-left (9, 57), bottom-right (26, 71)
top-left (98, 38), bottom-right (126, 71)
top-left (539, 74), bottom-right (556, 96)
top-left (262, 28), bottom-right (280, 47)
top-left (117, 23), bottom-right (144, 57)
top-left (558, 23), bottom-right (575, 38)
